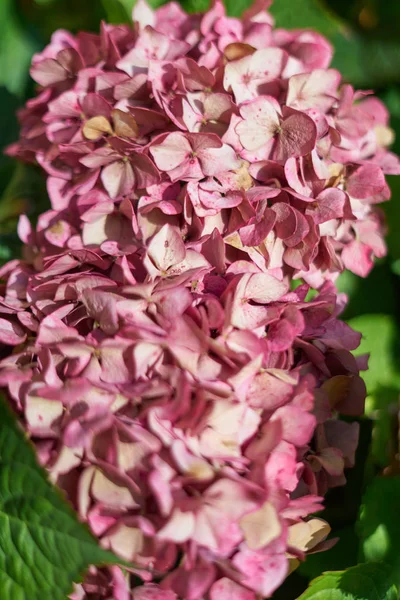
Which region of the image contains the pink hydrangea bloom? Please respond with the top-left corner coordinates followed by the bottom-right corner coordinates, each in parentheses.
top-left (8, 0), bottom-right (399, 283)
top-left (1, 0), bottom-right (397, 597)
top-left (0, 239), bottom-right (365, 599)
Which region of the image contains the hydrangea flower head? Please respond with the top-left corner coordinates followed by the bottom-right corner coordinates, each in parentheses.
top-left (1, 0), bottom-right (398, 598)
top-left (8, 0), bottom-right (399, 287)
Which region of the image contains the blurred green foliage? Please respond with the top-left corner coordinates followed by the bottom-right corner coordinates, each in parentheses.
top-left (0, 0), bottom-right (400, 598)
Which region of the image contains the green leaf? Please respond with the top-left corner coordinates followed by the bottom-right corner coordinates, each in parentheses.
top-left (102, 0), bottom-right (132, 23)
top-left (296, 562), bottom-right (398, 600)
top-left (346, 314), bottom-right (400, 395)
top-left (345, 314), bottom-right (400, 468)
top-left (0, 0), bottom-right (40, 97)
top-left (358, 477), bottom-right (400, 586)
top-left (168, 0), bottom-right (209, 12)
top-left (0, 396), bottom-right (120, 600)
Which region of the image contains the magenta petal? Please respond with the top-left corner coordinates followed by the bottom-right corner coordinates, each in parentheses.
top-left (210, 578), bottom-right (257, 600)
top-left (341, 240), bottom-right (373, 277)
top-left (346, 164), bottom-right (386, 199)
top-left (239, 209), bottom-right (276, 246)
top-left (133, 584), bottom-right (177, 599)
top-left (233, 546), bottom-right (288, 597)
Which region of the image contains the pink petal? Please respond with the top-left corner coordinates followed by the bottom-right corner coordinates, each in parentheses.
top-left (311, 188), bottom-right (346, 224)
top-left (158, 509), bottom-right (195, 543)
top-left (0, 318), bottom-right (26, 346)
top-left (101, 160), bottom-right (135, 199)
top-left (271, 405), bottom-right (316, 446)
top-left (346, 164), bottom-right (386, 199)
top-left (286, 69), bottom-right (340, 111)
top-left (133, 585), bottom-right (177, 600)
top-left (236, 97), bottom-right (280, 151)
top-left (91, 470), bottom-right (137, 509)
top-left (245, 272), bottom-right (288, 303)
top-left (150, 132), bottom-right (191, 172)
top-left (132, 153), bottom-right (160, 188)
top-left (239, 209), bottom-right (276, 246)
top-left (233, 546), bottom-right (288, 598)
top-left (147, 224), bottom-right (186, 272)
top-left (274, 109), bottom-right (317, 161)
top-left (248, 371), bottom-right (293, 410)
top-left (80, 147), bottom-right (118, 169)
top-left (341, 240), bottom-right (373, 277)
top-left (17, 214), bottom-right (33, 244)
top-left (198, 143), bottom-right (240, 176)
top-left (132, 0), bottom-right (156, 28)
top-left (81, 92), bottom-right (112, 118)
top-left (30, 59), bottom-right (68, 86)
top-left (25, 396), bottom-right (63, 437)
top-left (210, 578), bottom-right (256, 600)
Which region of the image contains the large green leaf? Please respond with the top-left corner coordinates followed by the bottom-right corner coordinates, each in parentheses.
top-left (296, 562), bottom-right (398, 600)
top-left (0, 0), bottom-right (40, 97)
top-left (0, 396), bottom-right (121, 600)
top-left (345, 315), bottom-right (400, 467)
top-left (358, 477), bottom-right (400, 586)
top-left (346, 314), bottom-right (400, 395)
top-left (102, 0), bottom-right (132, 23)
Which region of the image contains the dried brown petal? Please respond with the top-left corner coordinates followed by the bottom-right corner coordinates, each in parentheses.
top-left (82, 116), bottom-right (113, 141)
top-left (112, 109), bottom-right (139, 139)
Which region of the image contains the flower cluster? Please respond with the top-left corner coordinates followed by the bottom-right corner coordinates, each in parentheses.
top-left (7, 0), bottom-right (399, 284)
top-left (0, 0), bottom-right (397, 598)
top-left (0, 245), bottom-right (364, 599)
